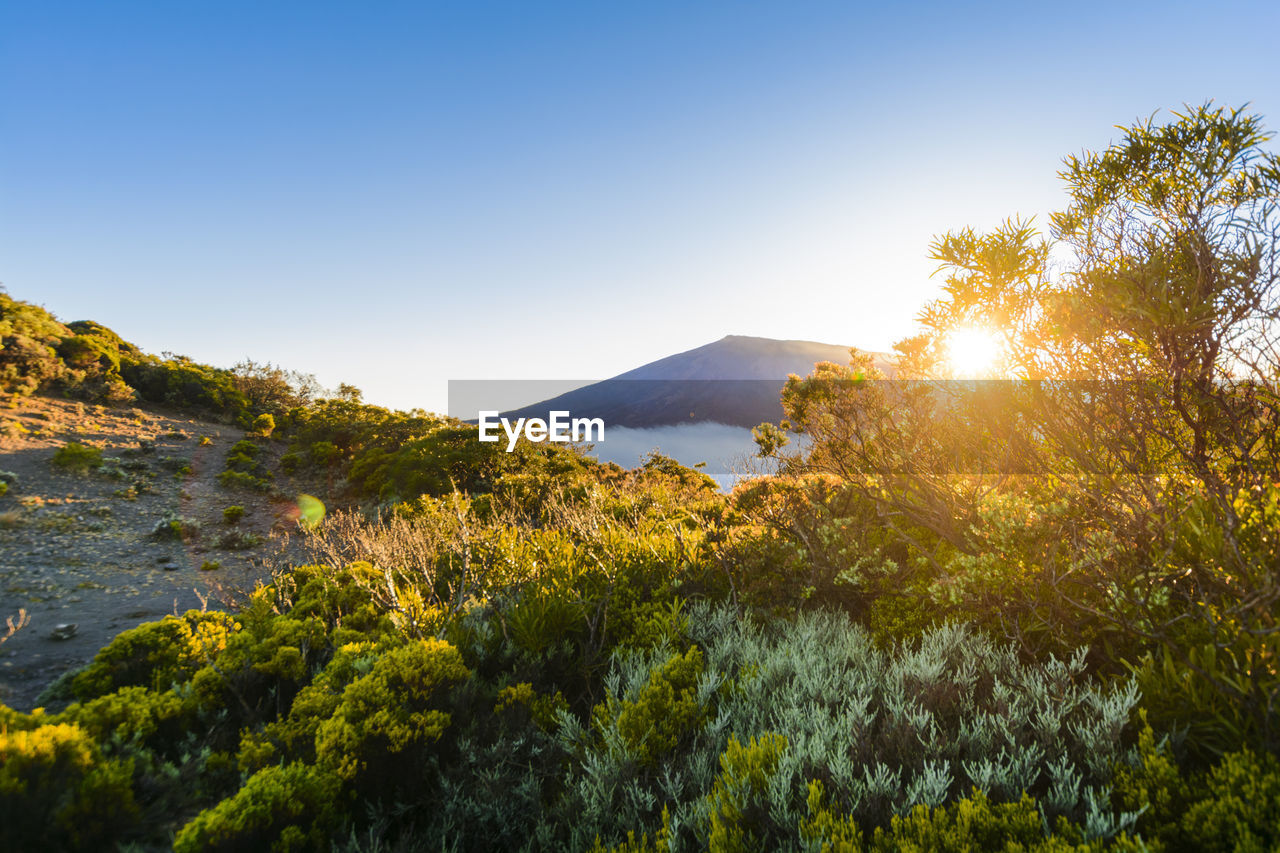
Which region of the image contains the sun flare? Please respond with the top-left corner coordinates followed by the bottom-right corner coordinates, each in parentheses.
top-left (946, 326), bottom-right (1003, 377)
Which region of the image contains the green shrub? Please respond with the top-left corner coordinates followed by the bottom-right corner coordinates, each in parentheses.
top-left (279, 451), bottom-right (302, 474)
top-left (802, 783), bottom-right (1144, 852)
top-left (0, 721), bottom-right (139, 851)
top-left (217, 470), bottom-right (271, 491)
top-left (172, 761), bottom-right (342, 853)
top-left (51, 442), bottom-right (103, 474)
top-left (231, 439), bottom-right (260, 457)
top-left (223, 505), bottom-right (246, 524)
top-left (216, 530), bottom-right (262, 550)
top-left (594, 646), bottom-right (705, 768)
top-left (706, 733), bottom-right (791, 851)
top-left (314, 637), bottom-right (469, 785)
top-left (1114, 714), bottom-right (1280, 852)
top-left (150, 513), bottom-right (202, 542)
top-left (562, 604), bottom-right (1140, 849)
top-left (309, 440), bottom-right (341, 466)
top-left (56, 685), bottom-right (192, 750)
top-left (251, 413), bottom-right (275, 438)
top-left (69, 610), bottom-right (240, 700)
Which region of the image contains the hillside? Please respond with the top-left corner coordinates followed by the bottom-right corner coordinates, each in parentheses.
top-left (0, 396), bottom-right (306, 710)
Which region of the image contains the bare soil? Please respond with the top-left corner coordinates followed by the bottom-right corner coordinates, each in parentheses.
top-left (0, 396), bottom-right (308, 710)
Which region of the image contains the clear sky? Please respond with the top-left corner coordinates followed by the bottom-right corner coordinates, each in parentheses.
top-left (3, 1), bottom-right (1278, 413)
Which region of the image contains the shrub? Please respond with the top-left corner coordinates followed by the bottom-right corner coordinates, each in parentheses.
top-left (217, 470), bottom-right (271, 491)
top-left (802, 783), bottom-right (1138, 851)
top-left (69, 610), bottom-right (240, 700)
top-left (1113, 714), bottom-right (1280, 852)
top-left (56, 685), bottom-right (191, 750)
top-left (593, 646), bottom-right (705, 768)
top-left (562, 604), bottom-right (1140, 849)
top-left (216, 530), bottom-right (262, 550)
top-left (223, 505), bottom-right (246, 524)
top-left (310, 440), bottom-right (341, 466)
top-left (51, 442), bottom-right (103, 474)
top-left (314, 638), bottom-right (469, 785)
top-left (251, 413), bottom-right (275, 438)
top-left (706, 733), bottom-right (791, 851)
top-left (172, 761), bottom-right (342, 853)
top-left (0, 721), bottom-right (139, 851)
top-left (150, 513), bottom-right (202, 542)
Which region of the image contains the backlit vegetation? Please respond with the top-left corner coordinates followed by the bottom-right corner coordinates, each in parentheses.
top-left (2, 104), bottom-right (1280, 850)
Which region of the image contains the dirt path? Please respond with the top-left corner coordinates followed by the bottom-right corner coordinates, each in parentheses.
top-left (0, 396), bottom-right (306, 710)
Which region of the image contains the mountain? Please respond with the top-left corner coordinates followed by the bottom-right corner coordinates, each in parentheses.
top-left (501, 335), bottom-right (893, 429)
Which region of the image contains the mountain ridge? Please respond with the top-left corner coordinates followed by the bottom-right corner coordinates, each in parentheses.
top-left (502, 334), bottom-right (893, 428)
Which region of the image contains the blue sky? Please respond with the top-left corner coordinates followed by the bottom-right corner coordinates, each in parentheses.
top-left (3, 1), bottom-right (1278, 412)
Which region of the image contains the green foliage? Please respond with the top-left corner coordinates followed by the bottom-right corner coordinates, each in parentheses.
top-left (0, 290), bottom-right (73, 395)
top-left (4, 107), bottom-right (1279, 849)
top-left (122, 355), bottom-right (251, 419)
top-left (1113, 714), bottom-right (1280, 852)
top-left (595, 646), bottom-right (705, 767)
top-left (69, 610), bottom-right (240, 700)
top-left (51, 441), bottom-right (104, 474)
top-left (150, 511), bottom-right (203, 542)
top-left (217, 469), bottom-right (272, 490)
top-left (1179, 749), bottom-right (1280, 852)
top-left (57, 685), bottom-right (192, 751)
top-left (0, 720), bottom-right (139, 851)
top-left (562, 604), bottom-right (1139, 850)
top-left (173, 761), bottom-right (342, 853)
top-left (1131, 636), bottom-right (1280, 764)
top-left (220, 439), bottom-right (272, 490)
top-left (279, 451), bottom-right (302, 474)
top-left (251, 412), bottom-right (275, 438)
top-left (706, 733), bottom-right (790, 851)
top-left (313, 637), bottom-right (468, 783)
top-left (802, 782), bottom-right (1148, 852)
top-left (223, 504), bottom-right (246, 524)
top-left (309, 440), bottom-right (341, 466)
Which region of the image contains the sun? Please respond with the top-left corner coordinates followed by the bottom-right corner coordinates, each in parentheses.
top-left (945, 326), bottom-right (1003, 377)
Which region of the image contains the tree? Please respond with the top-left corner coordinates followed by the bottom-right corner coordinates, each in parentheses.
top-left (768, 104), bottom-right (1280, 751)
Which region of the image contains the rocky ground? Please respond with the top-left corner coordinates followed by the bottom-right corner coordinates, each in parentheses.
top-left (0, 396), bottom-right (310, 710)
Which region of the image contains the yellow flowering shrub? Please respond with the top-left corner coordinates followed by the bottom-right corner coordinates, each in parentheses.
top-left (69, 610), bottom-right (240, 699)
top-left (314, 638), bottom-right (469, 782)
top-left (0, 721), bottom-right (138, 850)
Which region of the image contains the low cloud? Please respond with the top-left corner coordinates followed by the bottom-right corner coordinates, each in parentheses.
top-left (584, 422), bottom-right (780, 489)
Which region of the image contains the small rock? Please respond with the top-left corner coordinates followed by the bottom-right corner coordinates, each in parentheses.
top-left (161, 562), bottom-right (180, 571)
top-left (49, 623), bottom-right (77, 640)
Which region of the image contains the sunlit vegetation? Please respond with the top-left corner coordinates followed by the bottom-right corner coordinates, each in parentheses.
top-left (50, 441), bottom-right (104, 475)
top-left (3, 103), bottom-right (1280, 850)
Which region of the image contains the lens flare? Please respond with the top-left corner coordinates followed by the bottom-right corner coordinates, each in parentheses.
top-left (293, 494), bottom-right (325, 530)
top-left (946, 326), bottom-right (1003, 377)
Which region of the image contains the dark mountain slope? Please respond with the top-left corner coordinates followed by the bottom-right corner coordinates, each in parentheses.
top-left (503, 335), bottom-right (892, 428)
